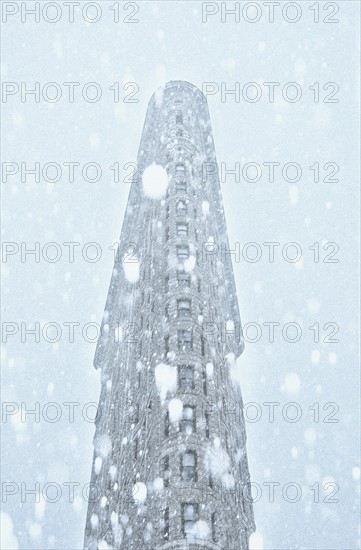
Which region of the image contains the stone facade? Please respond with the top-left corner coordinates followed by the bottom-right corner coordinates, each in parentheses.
top-left (84, 81), bottom-right (255, 550)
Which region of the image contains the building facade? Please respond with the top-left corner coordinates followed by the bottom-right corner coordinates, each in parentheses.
top-left (84, 81), bottom-right (255, 550)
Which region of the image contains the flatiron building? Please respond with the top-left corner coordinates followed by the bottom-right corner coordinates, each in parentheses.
top-left (84, 81), bottom-right (255, 550)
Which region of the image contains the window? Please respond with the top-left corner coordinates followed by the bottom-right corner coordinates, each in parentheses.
top-left (129, 404), bottom-right (139, 424)
top-left (181, 406), bottom-right (196, 434)
top-left (201, 336), bottom-right (205, 356)
top-left (178, 329), bottom-right (192, 351)
top-left (176, 180), bottom-right (187, 193)
top-left (176, 163), bottom-right (185, 175)
top-left (177, 245), bottom-right (189, 262)
top-left (181, 451), bottom-right (197, 482)
top-left (176, 222), bottom-right (188, 238)
top-left (176, 113), bottom-right (183, 124)
top-left (165, 305), bottom-right (169, 321)
top-left (177, 271), bottom-right (190, 288)
top-left (163, 507), bottom-right (169, 541)
top-left (211, 512), bottom-right (217, 542)
top-left (165, 410), bottom-right (170, 437)
top-left (178, 365), bottom-right (194, 391)
top-left (182, 503), bottom-right (199, 537)
top-left (165, 335), bottom-right (170, 356)
top-left (202, 368), bottom-right (207, 395)
top-left (163, 455), bottom-right (170, 488)
top-left (176, 200), bottom-right (187, 215)
top-left (205, 412), bottom-right (209, 438)
top-left (177, 299), bottom-right (191, 319)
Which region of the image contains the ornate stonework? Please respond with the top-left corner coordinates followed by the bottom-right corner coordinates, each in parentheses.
top-left (84, 81), bottom-right (255, 550)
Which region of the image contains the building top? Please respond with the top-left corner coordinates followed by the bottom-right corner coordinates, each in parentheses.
top-left (94, 81), bottom-right (245, 370)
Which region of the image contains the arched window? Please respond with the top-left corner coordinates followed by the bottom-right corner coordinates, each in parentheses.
top-left (176, 200), bottom-right (187, 214)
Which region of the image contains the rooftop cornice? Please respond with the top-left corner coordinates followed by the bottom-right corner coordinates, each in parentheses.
top-left (148, 80), bottom-right (207, 106)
